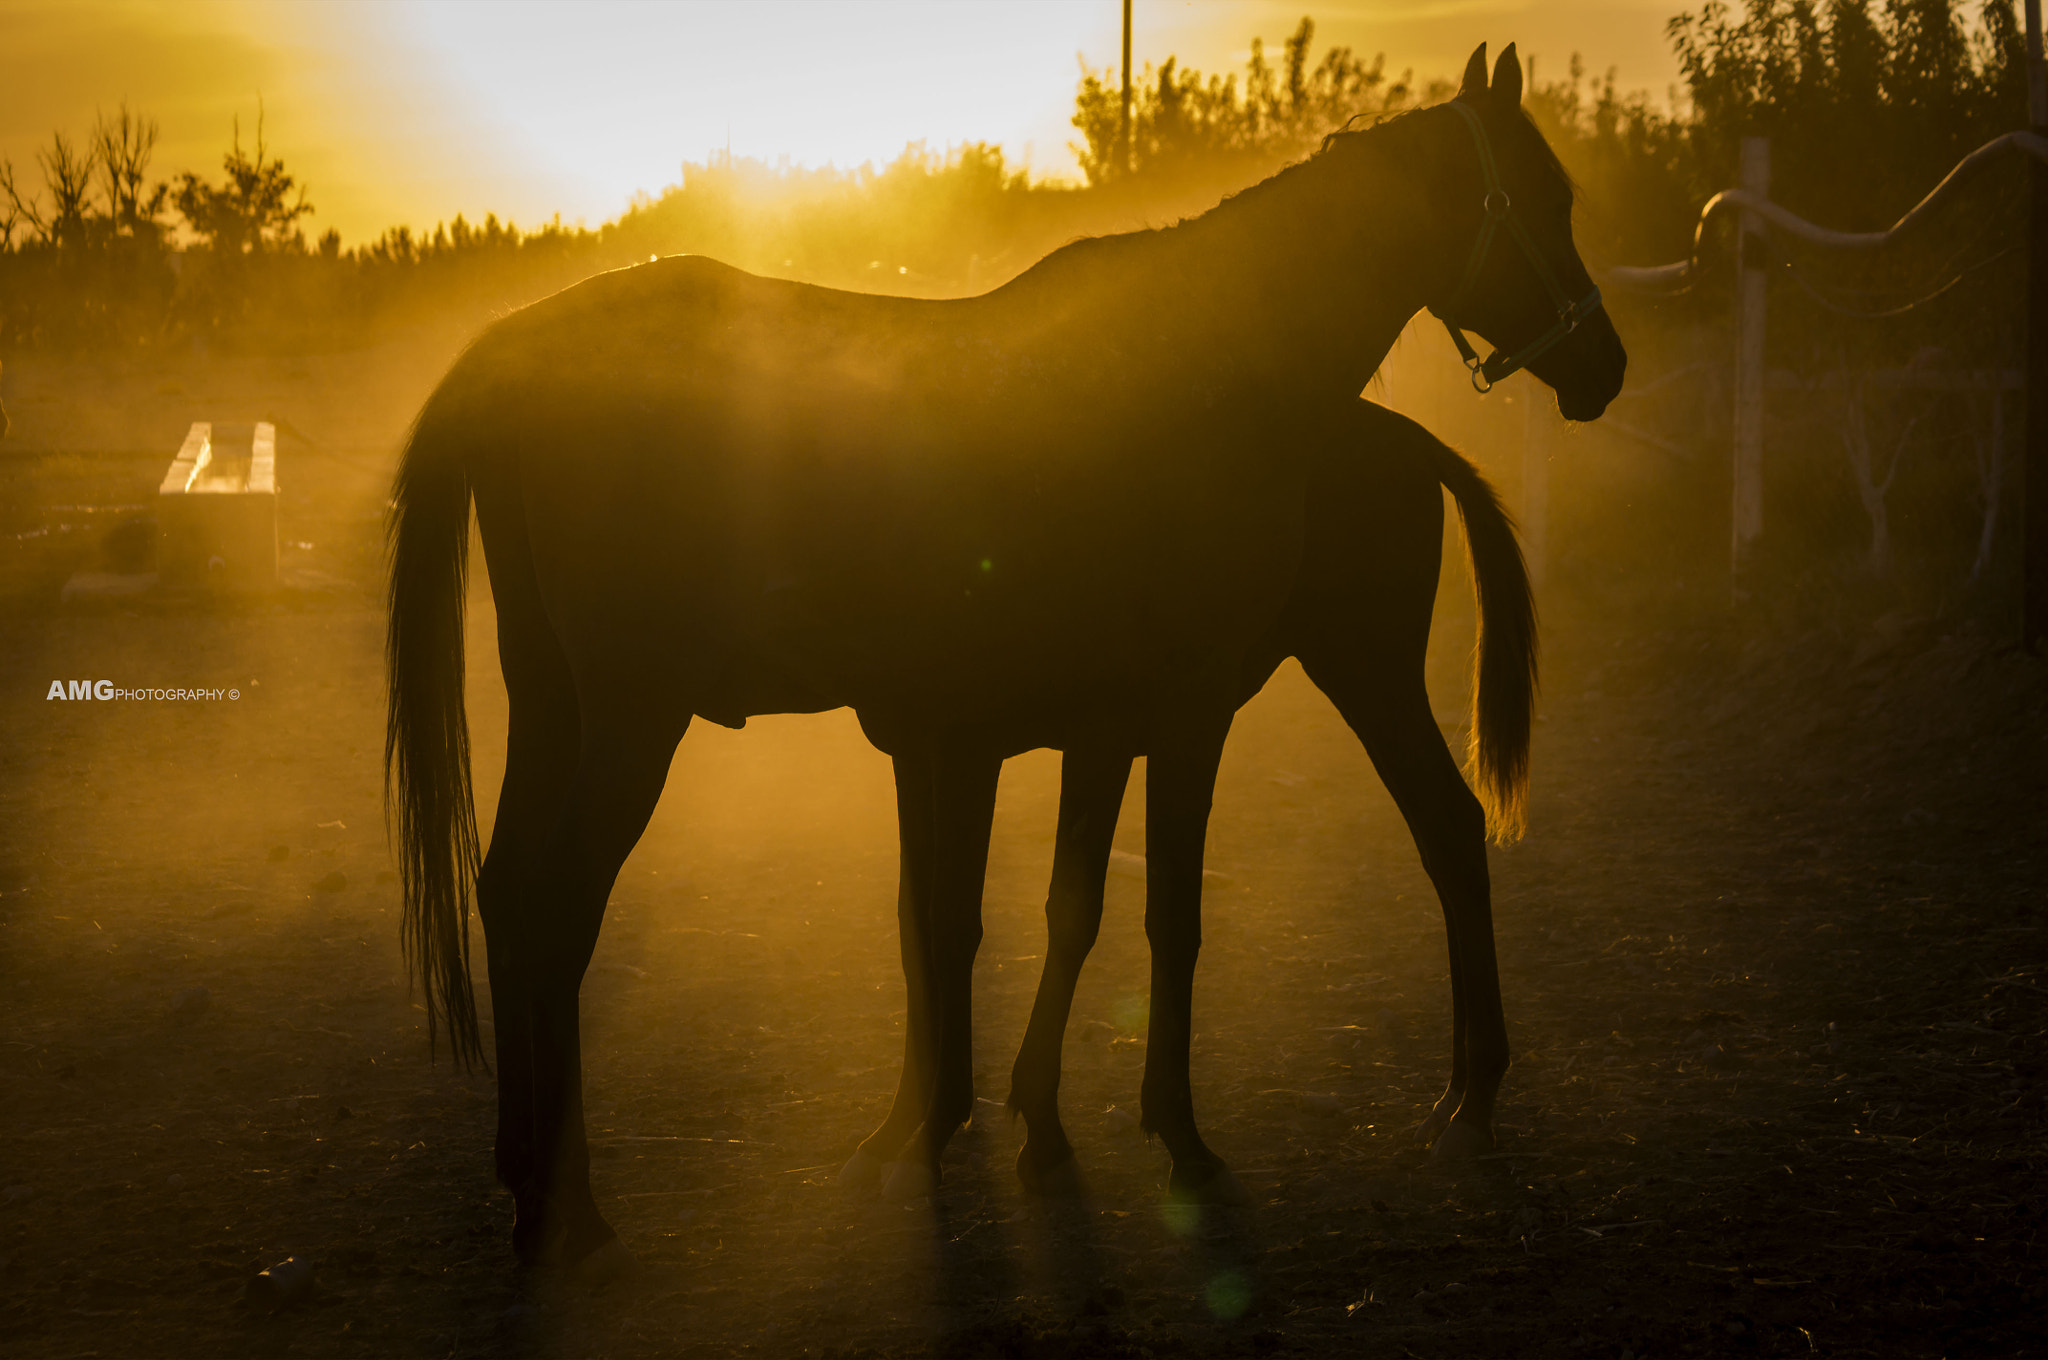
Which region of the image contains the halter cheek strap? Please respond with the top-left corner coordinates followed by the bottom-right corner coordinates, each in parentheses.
top-left (1427, 100), bottom-right (1604, 394)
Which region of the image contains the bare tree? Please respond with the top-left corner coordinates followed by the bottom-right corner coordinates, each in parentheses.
top-left (92, 103), bottom-right (168, 239)
top-left (36, 132), bottom-right (98, 248)
top-left (173, 105), bottom-right (312, 254)
top-left (0, 160), bottom-right (37, 247)
top-left (1967, 389), bottom-right (2006, 585)
top-left (1839, 374), bottom-right (1937, 577)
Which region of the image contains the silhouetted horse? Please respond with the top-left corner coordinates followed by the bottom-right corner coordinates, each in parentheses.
top-left (840, 49), bottom-right (1590, 1207)
top-left (998, 402), bottom-right (1531, 1199)
top-left (386, 43), bottom-right (1623, 1272)
top-left (844, 401), bottom-right (1528, 1204)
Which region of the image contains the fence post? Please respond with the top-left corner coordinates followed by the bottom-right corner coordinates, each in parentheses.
top-left (1521, 373), bottom-right (1551, 589)
top-left (2024, 0), bottom-right (2048, 648)
top-left (1731, 136), bottom-right (1771, 587)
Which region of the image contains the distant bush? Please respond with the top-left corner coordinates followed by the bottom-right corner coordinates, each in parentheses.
top-left (0, 131), bottom-right (1106, 353)
top-left (1069, 17), bottom-right (1444, 193)
top-left (1667, 0), bottom-right (2030, 226)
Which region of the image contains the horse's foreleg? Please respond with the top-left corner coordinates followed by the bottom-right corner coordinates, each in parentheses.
top-left (509, 709), bottom-right (686, 1268)
top-left (1008, 746), bottom-right (1132, 1196)
top-left (880, 744), bottom-right (1001, 1199)
top-left (842, 755), bottom-right (941, 1189)
top-left (1303, 647), bottom-right (1506, 1158)
top-left (854, 746), bottom-right (1000, 1199)
top-left (1138, 714), bottom-right (1240, 1202)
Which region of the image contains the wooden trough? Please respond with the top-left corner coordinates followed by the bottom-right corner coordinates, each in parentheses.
top-left (157, 421), bottom-right (278, 588)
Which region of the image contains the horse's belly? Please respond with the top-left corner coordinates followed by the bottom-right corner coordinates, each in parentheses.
top-left (790, 471), bottom-right (1311, 742)
top-left (503, 321), bottom-right (1312, 734)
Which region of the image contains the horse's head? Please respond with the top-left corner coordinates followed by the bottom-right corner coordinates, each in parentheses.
top-left (1425, 43), bottom-right (1626, 421)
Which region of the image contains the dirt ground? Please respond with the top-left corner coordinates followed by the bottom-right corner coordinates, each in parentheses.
top-left (1, 345), bottom-right (2044, 1359)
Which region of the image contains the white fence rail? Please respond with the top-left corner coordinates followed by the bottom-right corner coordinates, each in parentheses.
top-left (1597, 126), bottom-right (2048, 620)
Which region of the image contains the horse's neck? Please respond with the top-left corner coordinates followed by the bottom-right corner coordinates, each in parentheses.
top-left (1133, 144), bottom-right (1444, 397)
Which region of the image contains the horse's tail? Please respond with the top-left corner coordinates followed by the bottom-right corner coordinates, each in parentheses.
top-left (1431, 444), bottom-right (1538, 845)
top-left (385, 396), bottom-right (484, 1067)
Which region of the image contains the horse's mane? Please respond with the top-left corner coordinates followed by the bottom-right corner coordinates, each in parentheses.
top-left (1318, 102), bottom-right (1579, 203)
top-left (999, 99), bottom-right (1576, 296)
top-left (1007, 115), bottom-right (1415, 284)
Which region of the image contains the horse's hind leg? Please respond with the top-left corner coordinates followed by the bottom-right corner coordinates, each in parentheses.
top-left (1296, 637), bottom-right (1506, 1159)
top-left (474, 486), bottom-right (582, 1263)
top-left (481, 686), bottom-right (687, 1269)
top-left (475, 674), bottom-right (576, 1259)
top-left (1008, 747), bottom-right (1132, 1196)
top-left (1139, 712), bottom-right (1243, 1202)
top-left (1288, 422), bottom-right (1506, 1160)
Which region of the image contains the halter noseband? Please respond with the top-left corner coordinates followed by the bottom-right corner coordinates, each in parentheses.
top-left (1428, 100), bottom-right (1604, 394)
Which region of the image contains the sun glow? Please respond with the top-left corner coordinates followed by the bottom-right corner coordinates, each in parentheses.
top-left (0, 0), bottom-right (1682, 246)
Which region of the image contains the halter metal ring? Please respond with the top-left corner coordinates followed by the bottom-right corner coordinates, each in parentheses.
top-left (1483, 189), bottom-right (1512, 217)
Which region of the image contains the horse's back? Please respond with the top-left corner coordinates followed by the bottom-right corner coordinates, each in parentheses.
top-left (460, 256), bottom-right (948, 411)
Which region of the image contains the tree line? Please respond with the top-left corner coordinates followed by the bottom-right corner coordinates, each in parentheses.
top-left (0, 4), bottom-right (2035, 362)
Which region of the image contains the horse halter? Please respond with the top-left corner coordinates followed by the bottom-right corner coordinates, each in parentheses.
top-left (1428, 100), bottom-right (1604, 394)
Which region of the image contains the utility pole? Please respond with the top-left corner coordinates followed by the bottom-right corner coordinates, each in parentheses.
top-left (1731, 136), bottom-right (1770, 589)
top-left (2023, 0), bottom-right (2048, 647)
top-left (1120, 0), bottom-right (1133, 178)
top-left (1521, 374), bottom-right (1552, 589)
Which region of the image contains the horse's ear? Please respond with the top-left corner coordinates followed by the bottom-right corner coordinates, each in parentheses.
top-left (1492, 43), bottom-right (1523, 107)
top-left (1458, 44), bottom-right (1489, 101)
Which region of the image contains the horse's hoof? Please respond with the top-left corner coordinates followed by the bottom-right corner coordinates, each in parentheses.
top-left (512, 1216), bottom-right (564, 1270)
top-left (572, 1237), bottom-right (639, 1286)
top-left (1168, 1162), bottom-right (1249, 1206)
top-left (1017, 1149), bottom-right (1086, 1199)
top-left (1414, 1110), bottom-right (1453, 1145)
top-left (1430, 1121), bottom-right (1494, 1163)
top-left (882, 1159), bottom-right (938, 1202)
top-left (837, 1146), bottom-right (886, 1195)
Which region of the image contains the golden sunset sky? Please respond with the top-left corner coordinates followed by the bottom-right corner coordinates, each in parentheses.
top-left (1, 0), bottom-right (1685, 245)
